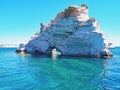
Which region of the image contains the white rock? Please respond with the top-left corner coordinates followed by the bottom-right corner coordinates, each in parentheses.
top-left (18, 4), bottom-right (112, 58)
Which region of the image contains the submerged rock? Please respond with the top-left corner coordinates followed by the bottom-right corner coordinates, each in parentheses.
top-left (17, 4), bottom-right (113, 58)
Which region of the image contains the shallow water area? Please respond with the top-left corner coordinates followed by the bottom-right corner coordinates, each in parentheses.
top-left (0, 47), bottom-right (120, 90)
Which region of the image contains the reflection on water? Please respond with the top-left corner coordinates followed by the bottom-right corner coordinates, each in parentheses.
top-left (0, 48), bottom-right (120, 90)
top-left (52, 54), bottom-right (58, 60)
top-left (33, 56), bottom-right (105, 89)
top-left (104, 59), bottom-right (109, 76)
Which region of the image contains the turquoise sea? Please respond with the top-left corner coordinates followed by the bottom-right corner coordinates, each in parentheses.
top-left (0, 47), bottom-right (120, 90)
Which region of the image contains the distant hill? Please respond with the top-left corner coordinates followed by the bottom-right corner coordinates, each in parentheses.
top-left (0, 45), bottom-right (4, 47)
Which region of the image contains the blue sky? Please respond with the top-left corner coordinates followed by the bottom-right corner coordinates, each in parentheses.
top-left (0, 0), bottom-right (120, 46)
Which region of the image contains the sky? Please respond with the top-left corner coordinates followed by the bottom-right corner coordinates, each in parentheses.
top-left (0, 0), bottom-right (120, 46)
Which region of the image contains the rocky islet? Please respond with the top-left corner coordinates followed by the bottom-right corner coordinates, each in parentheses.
top-left (17, 4), bottom-right (113, 58)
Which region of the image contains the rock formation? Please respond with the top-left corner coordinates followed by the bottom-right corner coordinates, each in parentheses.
top-left (17, 4), bottom-right (113, 58)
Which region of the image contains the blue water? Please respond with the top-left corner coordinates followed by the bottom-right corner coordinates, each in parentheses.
top-left (0, 48), bottom-right (120, 90)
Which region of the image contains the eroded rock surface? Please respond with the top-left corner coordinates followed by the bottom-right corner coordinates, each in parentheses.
top-left (17, 4), bottom-right (112, 58)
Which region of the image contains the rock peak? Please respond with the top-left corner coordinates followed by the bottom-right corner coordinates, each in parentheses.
top-left (55, 4), bottom-right (89, 21)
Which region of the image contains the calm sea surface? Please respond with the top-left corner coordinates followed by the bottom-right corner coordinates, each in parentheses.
top-left (0, 47), bottom-right (120, 90)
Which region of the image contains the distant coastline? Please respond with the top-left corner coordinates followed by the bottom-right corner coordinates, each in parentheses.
top-left (0, 44), bottom-right (18, 48)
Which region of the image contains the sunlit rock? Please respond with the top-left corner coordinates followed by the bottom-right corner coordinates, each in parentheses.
top-left (17, 4), bottom-right (113, 58)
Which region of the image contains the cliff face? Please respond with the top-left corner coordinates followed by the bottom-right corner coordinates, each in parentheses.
top-left (18, 4), bottom-right (112, 58)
